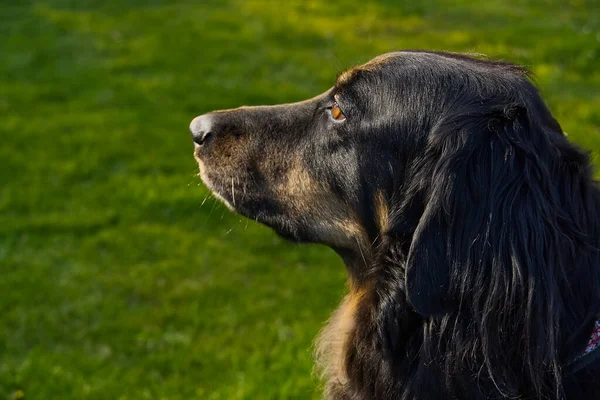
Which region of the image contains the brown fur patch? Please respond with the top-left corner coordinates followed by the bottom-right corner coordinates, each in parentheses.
top-left (275, 161), bottom-right (318, 202)
top-left (360, 52), bottom-right (400, 71)
top-left (337, 53), bottom-right (400, 86)
top-left (337, 69), bottom-right (357, 87)
top-left (314, 283), bottom-right (369, 396)
top-left (374, 190), bottom-right (389, 232)
top-left (274, 160), bottom-right (369, 250)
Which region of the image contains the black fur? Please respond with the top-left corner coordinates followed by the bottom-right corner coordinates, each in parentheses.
top-left (190, 51), bottom-right (600, 399)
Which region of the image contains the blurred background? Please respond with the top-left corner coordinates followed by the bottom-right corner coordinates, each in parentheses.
top-left (1, 0), bottom-right (599, 399)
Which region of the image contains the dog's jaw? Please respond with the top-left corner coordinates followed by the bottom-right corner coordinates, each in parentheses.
top-left (194, 151), bottom-right (236, 211)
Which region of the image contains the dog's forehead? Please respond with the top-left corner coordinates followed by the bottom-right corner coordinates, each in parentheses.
top-left (337, 52), bottom-right (403, 87)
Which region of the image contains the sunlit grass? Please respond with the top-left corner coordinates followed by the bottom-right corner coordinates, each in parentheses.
top-left (1, 1), bottom-right (599, 398)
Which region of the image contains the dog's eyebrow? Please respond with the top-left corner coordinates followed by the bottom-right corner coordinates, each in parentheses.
top-left (335, 68), bottom-right (356, 88)
top-left (335, 69), bottom-right (348, 82)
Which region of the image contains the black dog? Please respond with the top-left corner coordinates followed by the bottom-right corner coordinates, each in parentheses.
top-left (189, 51), bottom-right (600, 399)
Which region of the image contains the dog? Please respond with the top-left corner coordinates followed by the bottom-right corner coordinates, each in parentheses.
top-left (189, 51), bottom-right (600, 399)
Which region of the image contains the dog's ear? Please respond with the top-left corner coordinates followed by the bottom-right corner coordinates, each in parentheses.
top-left (384, 76), bottom-right (599, 396)
top-left (400, 114), bottom-right (477, 317)
top-left (402, 104), bottom-right (533, 318)
top-left (403, 178), bottom-right (451, 317)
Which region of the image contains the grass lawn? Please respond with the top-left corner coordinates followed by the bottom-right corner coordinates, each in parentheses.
top-left (1, 0), bottom-right (599, 399)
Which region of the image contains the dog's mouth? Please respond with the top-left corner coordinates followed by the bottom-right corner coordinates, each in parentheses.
top-left (194, 148), bottom-right (288, 224)
top-left (194, 149), bottom-right (364, 247)
top-left (194, 150), bottom-right (244, 213)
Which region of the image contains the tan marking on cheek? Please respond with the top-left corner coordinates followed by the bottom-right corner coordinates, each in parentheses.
top-left (278, 163), bottom-right (318, 199)
top-left (274, 160), bottom-right (333, 216)
top-left (314, 284), bottom-right (369, 393)
top-left (374, 190), bottom-right (389, 232)
top-left (275, 162), bottom-right (370, 249)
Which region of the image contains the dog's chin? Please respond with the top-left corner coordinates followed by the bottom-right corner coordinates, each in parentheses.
top-left (196, 163), bottom-right (327, 245)
top-left (198, 174), bottom-right (236, 212)
top-left (202, 183), bottom-right (313, 244)
top-left (230, 200), bottom-right (311, 243)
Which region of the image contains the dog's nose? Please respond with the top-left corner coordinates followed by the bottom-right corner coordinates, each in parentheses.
top-left (189, 114), bottom-right (214, 146)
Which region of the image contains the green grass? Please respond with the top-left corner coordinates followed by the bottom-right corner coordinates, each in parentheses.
top-left (1, 0), bottom-right (599, 398)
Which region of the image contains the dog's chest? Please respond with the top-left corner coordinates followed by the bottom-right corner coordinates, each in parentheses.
top-left (315, 290), bottom-right (365, 394)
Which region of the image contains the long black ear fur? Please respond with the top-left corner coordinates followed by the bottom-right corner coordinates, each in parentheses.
top-left (398, 98), bottom-right (600, 396)
top-left (404, 102), bottom-right (548, 317)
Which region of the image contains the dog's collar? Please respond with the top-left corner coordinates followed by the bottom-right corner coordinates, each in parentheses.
top-left (567, 320), bottom-right (600, 375)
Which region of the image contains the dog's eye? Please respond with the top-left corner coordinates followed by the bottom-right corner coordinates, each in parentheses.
top-left (330, 102), bottom-right (346, 121)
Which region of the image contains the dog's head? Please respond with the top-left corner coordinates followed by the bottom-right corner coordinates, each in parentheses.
top-left (191, 53), bottom-right (461, 248)
top-left (190, 50), bottom-right (588, 313)
top-left (190, 53), bottom-right (413, 253)
top-left (190, 51), bottom-right (600, 398)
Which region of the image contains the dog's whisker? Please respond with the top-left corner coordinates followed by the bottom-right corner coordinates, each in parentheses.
top-left (206, 197), bottom-right (219, 219)
top-left (371, 234), bottom-right (380, 246)
top-left (355, 237), bottom-right (368, 268)
top-left (198, 195), bottom-right (218, 229)
top-left (231, 176), bottom-right (236, 207)
top-left (200, 195), bottom-right (209, 208)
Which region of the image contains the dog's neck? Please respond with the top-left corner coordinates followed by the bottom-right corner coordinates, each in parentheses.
top-left (334, 247), bottom-right (373, 279)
